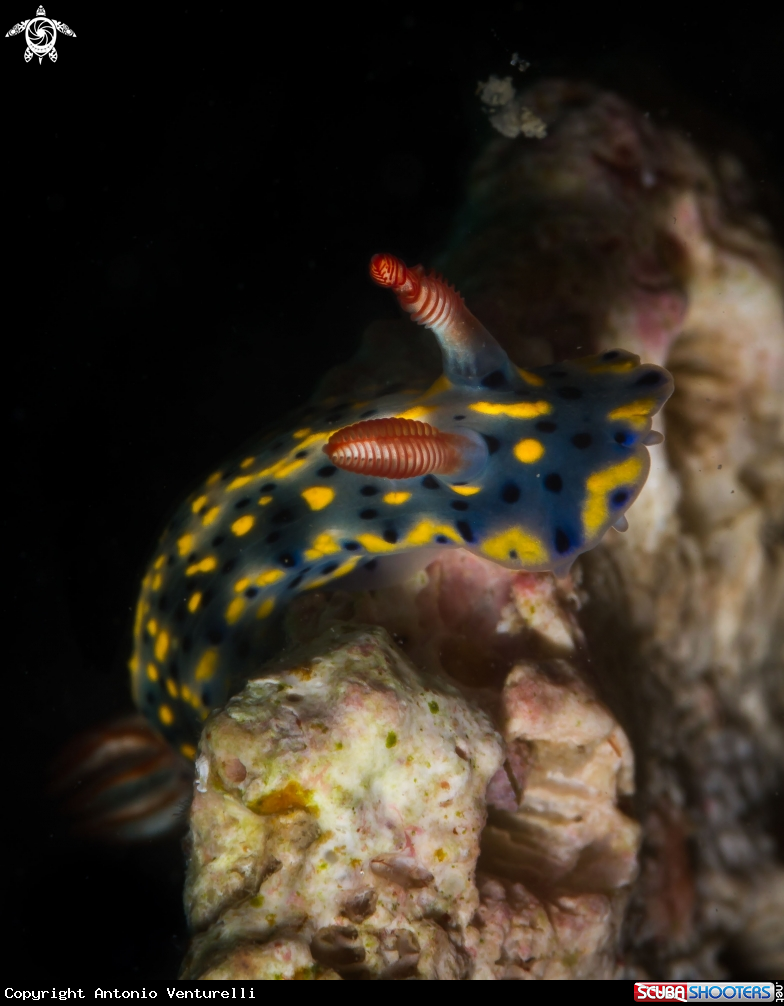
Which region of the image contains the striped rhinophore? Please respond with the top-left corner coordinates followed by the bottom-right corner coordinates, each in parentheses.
top-left (324, 417), bottom-right (465, 477)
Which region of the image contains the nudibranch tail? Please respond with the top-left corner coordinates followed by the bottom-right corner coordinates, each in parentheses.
top-left (370, 252), bottom-right (520, 389)
top-left (324, 417), bottom-right (469, 478)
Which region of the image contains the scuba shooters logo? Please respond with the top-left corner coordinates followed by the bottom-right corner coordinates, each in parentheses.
top-left (5, 5), bottom-right (75, 63)
top-left (634, 984), bottom-right (779, 1002)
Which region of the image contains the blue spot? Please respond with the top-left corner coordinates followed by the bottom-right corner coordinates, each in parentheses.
top-left (456, 520), bottom-right (474, 543)
top-left (635, 370), bottom-right (663, 387)
top-left (481, 370), bottom-right (507, 388)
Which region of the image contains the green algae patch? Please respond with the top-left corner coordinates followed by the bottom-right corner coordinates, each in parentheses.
top-left (386, 731), bottom-right (397, 748)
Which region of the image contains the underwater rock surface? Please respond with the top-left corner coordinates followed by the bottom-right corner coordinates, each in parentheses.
top-left (183, 79), bottom-right (784, 978)
top-left (181, 625), bottom-right (503, 979)
top-left (183, 556), bottom-right (642, 979)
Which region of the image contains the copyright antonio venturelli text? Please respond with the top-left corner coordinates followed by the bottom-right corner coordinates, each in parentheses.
top-left (5, 992), bottom-right (256, 999)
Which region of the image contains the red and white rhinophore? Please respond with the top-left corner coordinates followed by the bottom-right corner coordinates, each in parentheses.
top-left (323, 417), bottom-right (466, 478)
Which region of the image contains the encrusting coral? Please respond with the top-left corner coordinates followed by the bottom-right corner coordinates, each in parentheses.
top-left (182, 79), bottom-right (784, 979)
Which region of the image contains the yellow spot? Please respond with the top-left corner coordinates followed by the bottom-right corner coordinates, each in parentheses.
top-left (450, 485), bottom-right (481, 496)
top-left (195, 648), bottom-right (219, 681)
top-left (405, 520), bottom-right (462, 546)
top-left (155, 630), bottom-right (170, 662)
top-left (177, 533), bottom-right (195, 557)
top-left (517, 367), bottom-right (545, 386)
top-left (166, 678), bottom-right (178, 698)
top-left (227, 475), bottom-right (254, 491)
top-left (258, 495), bottom-right (273, 506)
top-left (304, 532), bottom-right (341, 561)
top-left (159, 705), bottom-right (174, 726)
top-left (357, 533), bottom-right (398, 553)
top-left (153, 555), bottom-right (166, 570)
top-left (234, 577), bottom-right (250, 593)
top-left (191, 495), bottom-right (208, 513)
top-left (255, 431), bottom-right (333, 482)
top-left (307, 556), bottom-right (360, 589)
top-left (206, 472), bottom-right (221, 487)
top-left (482, 527), bottom-right (547, 566)
top-left (151, 573), bottom-right (162, 590)
top-left (257, 597), bottom-right (275, 619)
top-left (226, 597), bottom-right (245, 624)
top-left (514, 438), bottom-right (545, 464)
top-left (434, 847), bottom-right (447, 862)
top-left (256, 568), bottom-right (285, 587)
top-left (129, 655), bottom-right (139, 674)
top-left (146, 663), bottom-right (159, 682)
top-left (133, 599), bottom-right (147, 639)
top-left (383, 491), bottom-right (411, 505)
top-left (180, 743), bottom-right (197, 759)
top-left (423, 374), bottom-right (452, 396)
top-left (257, 456), bottom-right (307, 480)
top-left (470, 400), bottom-right (551, 418)
top-left (232, 514), bottom-right (255, 536)
top-left (297, 431), bottom-right (334, 451)
top-left (582, 456), bottom-right (643, 535)
top-left (188, 591), bottom-right (202, 613)
top-left (607, 398), bottom-right (656, 425)
top-left (181, 684), bottom-right (193, 703)
top-left (146, 618), bottom-right (158, 636)
top-left (588, 360), bottom-right (635, 373)
top-left (202, 506), bottom-right (220, 527)
top-left (397, 405), bottom-right (436, 421)
top-left (301, 486), bottom-right (335, 511)
top-left (293, 428), bottom-right (311, 439)
top-left (186, 556), bottom-right (217, 575)
top-left (240, 456), bottom-right (255, 469)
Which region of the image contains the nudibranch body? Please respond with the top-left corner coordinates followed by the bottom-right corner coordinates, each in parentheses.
top-left (130, 254), bottom-right (672, 753)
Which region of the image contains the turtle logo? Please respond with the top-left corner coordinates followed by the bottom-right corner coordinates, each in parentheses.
top-left (5, 5), bottom-right (75, 63)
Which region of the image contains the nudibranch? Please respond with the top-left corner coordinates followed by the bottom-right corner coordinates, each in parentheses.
top-left (130, 254), bottom-right (673, 754)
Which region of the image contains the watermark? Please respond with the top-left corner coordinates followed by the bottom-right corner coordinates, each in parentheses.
top-left (5, 5), bottom-right (75, 64)
top-left (635, 984), bottom-right (781, 1002)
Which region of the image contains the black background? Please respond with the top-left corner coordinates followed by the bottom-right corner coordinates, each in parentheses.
top-left (4, 3), bottom-right (783, 981)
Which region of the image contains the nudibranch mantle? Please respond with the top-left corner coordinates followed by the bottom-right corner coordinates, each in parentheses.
top-left (131, 254), bottom-right (672, 751)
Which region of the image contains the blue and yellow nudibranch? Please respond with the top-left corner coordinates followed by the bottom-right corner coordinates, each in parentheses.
top-left (130, 253), bottom-right (672, 755)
